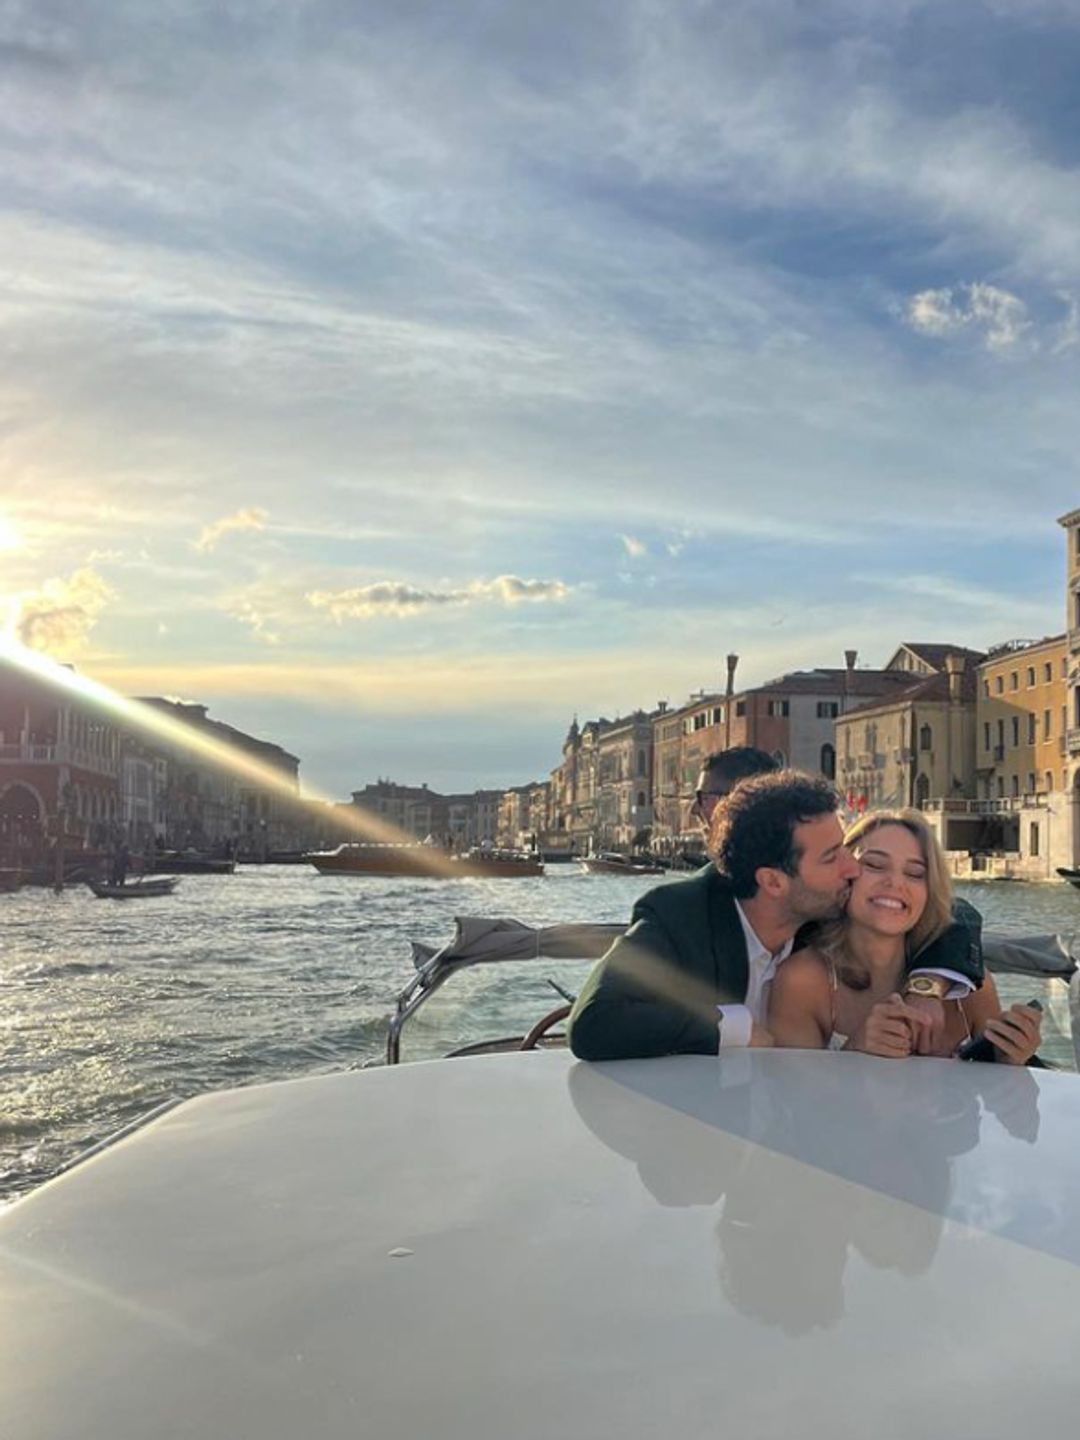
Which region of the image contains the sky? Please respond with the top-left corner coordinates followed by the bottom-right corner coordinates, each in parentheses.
top-left (2, 0), bottom-right (1080, 797)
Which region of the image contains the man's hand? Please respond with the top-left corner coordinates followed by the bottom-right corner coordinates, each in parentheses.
top-left (902, 993), bottom-right (948, 1055)
top-left (850, 994), bottom-right (931, 1059)
top-left (749, 1022), bottom-right (775, 1048)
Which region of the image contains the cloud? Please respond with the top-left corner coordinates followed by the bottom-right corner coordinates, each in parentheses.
top-left (7, 566), bottom-right (114, 654)
top-left (195, 508), bottom-right (269, 552)
top-left (906, 283), bottom-right (1031, 352)
top-left (1053, 292), bottom-right (1080, 354)
top-left (306, 575), bottom-right (570, 621)
top-left (620, 534), bottom-right (647, 558)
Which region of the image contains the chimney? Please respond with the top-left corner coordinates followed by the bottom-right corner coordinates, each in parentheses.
top-left (725, 654), bottom-right (739, 697)
top-left (844, 649), bottom-right (857, 674)
top-left (657, 700), bottom-right (668, 714)
top-left (943, 653), bottom-right (965, 703)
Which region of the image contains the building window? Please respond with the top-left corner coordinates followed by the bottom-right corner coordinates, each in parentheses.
top-left (1010, 671), bottom-right (1018, 691)
top-left (636, 791), bottom-right (646, 808)
top-left (1044, 662), bottom-right (1053, 683)
top-left (816, 701), bottom-right (839, 718)
top-left (1027, 772), bottom-right (1036, 794)
top-left (820, 743), bottom-right (835, 780)
top-left (1011, 774), bottom-right (1020, 797)
top-left (1026, 666), bottom-right (1036, 687)
top-left (1030, 822), bottom-right (1040, 858)
top-left (1044, 709), bottom-right (1052, 740)
top-left (1027, 714), bottom-right (1037, 745)
top-left (995, 676), bottom-right (1003, 694)
top-left (982, 680), bottom-right (990, 698)
top-left (997, 718), bottom-right (1005, 748)
top-left (735, 701), bottom-right (746, 717)
top-left (637, 750), bottom-right (646, 777)
top-left (767, 699), bottom-right (790, 717)
top-left (1046, 770), bottom-right (1053, 792)
top-left (919, 724), bottom-right (932, 751)
top-left (1011, 716), bottom-right (1020, 746)
top-left (711, 707), bottom-right (724, 725)
top-left (997, 777), bottom-right (1004, 798)
top-left (983, 722), bottom-right (991, 751)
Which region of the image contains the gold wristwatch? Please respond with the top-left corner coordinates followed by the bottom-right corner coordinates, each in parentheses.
top-left (904, 974), bottom-right (950, 1001)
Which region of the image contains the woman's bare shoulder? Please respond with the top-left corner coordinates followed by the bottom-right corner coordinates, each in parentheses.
top-left (773, 947), bottom-right (832, 998)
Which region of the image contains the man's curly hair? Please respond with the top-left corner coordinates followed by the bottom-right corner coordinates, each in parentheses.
top-left (708, 770), bottom-right (841, 898)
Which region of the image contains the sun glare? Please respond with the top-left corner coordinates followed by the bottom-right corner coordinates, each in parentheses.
top-left (0, 635), bottom-right (460, 873)
top-left (0, 515), bottom-right (20, 552)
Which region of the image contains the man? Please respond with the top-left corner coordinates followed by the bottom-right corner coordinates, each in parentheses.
top-left (568, 770), bottom-right (982, 1061)
top-left (687, 746), bottom-right (779, 841)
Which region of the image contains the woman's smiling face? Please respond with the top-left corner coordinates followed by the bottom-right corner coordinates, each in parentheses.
top-left (847, 822), bottom-right (929, 938)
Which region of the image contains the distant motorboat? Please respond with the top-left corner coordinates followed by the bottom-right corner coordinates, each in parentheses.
top-left (88, 876), bottom-right (180, 900)
top-left (306, 843), bottom-right (544, 879)
top-left (580, 852), bottom-right (665, 876)
top-left (450, 848), bottom-right (545, 878)
top-left (152, 851), bottom-right (236, 875)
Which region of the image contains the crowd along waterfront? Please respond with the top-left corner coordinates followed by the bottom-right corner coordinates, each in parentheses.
top-left (3, 865), bottom-right (1079, 1205)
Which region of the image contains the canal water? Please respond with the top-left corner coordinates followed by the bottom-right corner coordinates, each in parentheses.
top-left (2, 866), bottom-right (1077, 1203)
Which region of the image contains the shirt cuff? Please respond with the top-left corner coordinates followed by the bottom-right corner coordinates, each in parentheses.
top-left (909, 967), bottom-right (973, 1000)
top-left (717, 1003), bottom-right (753, 1049)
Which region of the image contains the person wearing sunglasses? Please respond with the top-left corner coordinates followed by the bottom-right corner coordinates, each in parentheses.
top-left (688, 747), bottom-right (780, 839)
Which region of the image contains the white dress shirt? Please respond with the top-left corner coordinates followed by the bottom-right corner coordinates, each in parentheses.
top-left (716, 902), bottom-right (795, 1049)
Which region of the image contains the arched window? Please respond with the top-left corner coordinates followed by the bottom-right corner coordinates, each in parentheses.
top-left (915, 773), bottom-right (930, 808)
top-left (820, 743), bottom-right (836, 780)
top-left (919, 725), bottom-right (932, 752)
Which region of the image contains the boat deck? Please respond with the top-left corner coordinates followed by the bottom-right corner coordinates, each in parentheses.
top-left (3, 1051), bottom-right (1079, 1437)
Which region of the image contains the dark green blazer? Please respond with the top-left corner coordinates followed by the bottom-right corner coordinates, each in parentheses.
top-left (567, 865), bottom-right (984, 1062)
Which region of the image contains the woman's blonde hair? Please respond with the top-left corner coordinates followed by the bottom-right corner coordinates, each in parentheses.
top-left (818, 808), bottom-right (953, 990)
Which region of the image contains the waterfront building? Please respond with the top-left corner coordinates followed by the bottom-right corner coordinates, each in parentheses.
top-left (140, 698), bottom-right (303, 856)
top-left (349, 779), bottom-right (447, 843)
top-left (836, 648), bottom-right (982, 814)
top-left (548, 718), bottom-right (602, 855)
top-left (0, 658), bottom-right (122, 869)
top-left (593, 711), bottom-right (655, 852)
top-left (527, 781), bottom-right (551, 849)
top-left (959, 634), bottom-right (1070, 879)
top-left (1060, 507), bottom-right (1080, 817)
top-left (651, 652), bottom-right (916, 852)
top-left (497, 784), bottom-right (534, 849)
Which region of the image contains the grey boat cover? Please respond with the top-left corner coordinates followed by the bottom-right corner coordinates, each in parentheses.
top-left (412, 917), bottom-right (1076, 980)
top-left (411, 916), bottom-right (624, 970)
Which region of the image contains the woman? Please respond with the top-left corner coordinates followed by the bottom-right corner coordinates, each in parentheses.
top-left (768, 809), bottom-right (1042, 1062)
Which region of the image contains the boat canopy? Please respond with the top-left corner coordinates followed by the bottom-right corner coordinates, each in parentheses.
top-left (409, 915), bottom-right (624, 972)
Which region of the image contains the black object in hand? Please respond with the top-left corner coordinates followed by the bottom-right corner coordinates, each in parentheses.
top-left (957, 998), bottom-right (1042, 1063)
